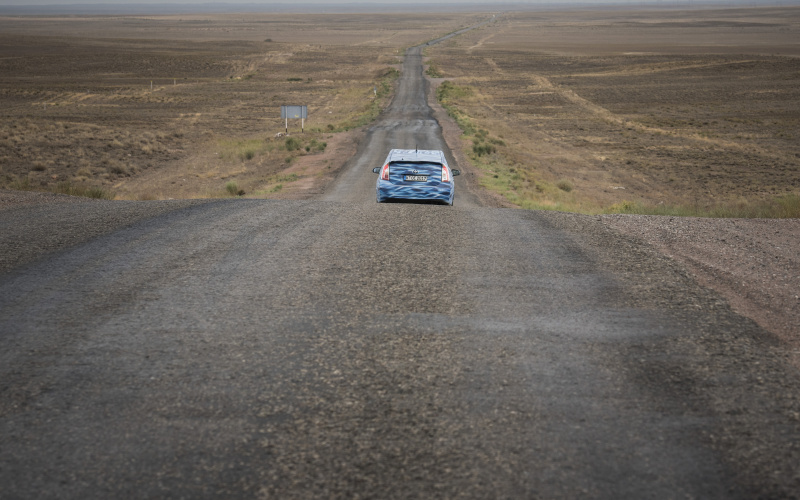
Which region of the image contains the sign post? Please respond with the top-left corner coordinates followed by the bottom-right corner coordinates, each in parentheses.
top-left (280, 105), bottom-right (308, 134)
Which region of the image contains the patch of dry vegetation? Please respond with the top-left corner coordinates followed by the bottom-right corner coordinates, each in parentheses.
top-left (0, 13), bottom-right (479, 200)
top-left (427, 8), bottom-right (800, 217)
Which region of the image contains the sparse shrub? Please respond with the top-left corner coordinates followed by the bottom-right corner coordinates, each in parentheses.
top-left (9, 176), bottom-right (32, 191)
top-left (472, 143), bottom-right (496, 157)
top-left (556, 179), bottom-right (574, 192)
top-left (287, 77), bottom-right (303, 82)
top-left (108, 164), bottom-right (127, 176)
top-left (84, 186), bottom-right (109, 199)
top-left (437, 81), bottom-right (472, 101)
top-left (426, 65), bottom-right (443, 78)
top-left (309, 139), bottom-right (327, 152)
top-left (608, 200), bottom-right (638, 213)
top-left (285, 137), bottom-right (301, 151)
top-left (225, 181), bottom-right (241, 196)
top-left (32, 162), bottom-right (47, 172)
top-left (276, 173), bottom-right (299, 183)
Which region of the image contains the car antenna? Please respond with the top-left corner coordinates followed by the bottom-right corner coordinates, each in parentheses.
top-left (415, 144), bottom-right (418, 154)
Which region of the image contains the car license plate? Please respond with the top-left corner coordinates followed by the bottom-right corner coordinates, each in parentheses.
top-left (404, 175), bottom-right (428, 182)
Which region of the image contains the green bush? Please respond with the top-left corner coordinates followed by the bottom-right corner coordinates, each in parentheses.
top-left (225, 181), bottom-right (244, 197)
top-left (556, 179), bottom-right (574, 192)
top-left (309, 139), bottom-right (327, 152)
top-left (426, 65), bottom-right (444, 78)
top-left (472, 143), bottom-right (496, 156)
top-left (285, 137), bottom-right (301, 151)
top-left (437, 81), bottom-right (472, 101)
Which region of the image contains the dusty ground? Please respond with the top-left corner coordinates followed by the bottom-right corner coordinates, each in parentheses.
top-left (601, 214), bottom-right (800, 365)
top-left (0, 13), bottom-right (483, 199)
top-left (425, 7), bottom-right (800, 212)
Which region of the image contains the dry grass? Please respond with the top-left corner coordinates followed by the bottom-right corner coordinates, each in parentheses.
top-left (428, 7), bottom-right (800, 216)
top-left (0, 13), bottom-right (480, 200)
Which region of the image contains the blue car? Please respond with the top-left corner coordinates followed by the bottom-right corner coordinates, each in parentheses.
top-left (372, 149), bottom-right (461, 205)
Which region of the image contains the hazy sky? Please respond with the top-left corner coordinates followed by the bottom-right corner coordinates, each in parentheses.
top-left (0, 0), bottom-right (696, 5)
top-left (3, 0), bottom-right (561, 4)
top-left (0, 0), bottom-right (786, 7)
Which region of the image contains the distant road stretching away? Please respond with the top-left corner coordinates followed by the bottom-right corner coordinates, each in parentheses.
top-left (1, 17), bottom-right (798, 499)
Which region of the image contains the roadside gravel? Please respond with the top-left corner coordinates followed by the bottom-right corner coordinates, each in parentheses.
top-left (603, 215), bottom-right (800, 364)
top-left (0, 189), bottom-right (211, 274)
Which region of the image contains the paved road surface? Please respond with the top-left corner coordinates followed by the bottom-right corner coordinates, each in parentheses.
top-left (1, 21), bottom-right (799, 499)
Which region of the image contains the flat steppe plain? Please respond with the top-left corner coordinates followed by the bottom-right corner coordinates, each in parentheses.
top-left (0, 13), bottom-right (485, 199)
top-left (427, 7), bottom-right (800, 212)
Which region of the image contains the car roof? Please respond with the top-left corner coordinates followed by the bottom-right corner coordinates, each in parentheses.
top-left (386, 149), bottom-right (447, 165)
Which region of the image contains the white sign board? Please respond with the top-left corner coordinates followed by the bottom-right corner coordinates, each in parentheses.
top-left (280, 105), bottom-right (308, 133)
top-left (281, 105), bottom-right (307, 119)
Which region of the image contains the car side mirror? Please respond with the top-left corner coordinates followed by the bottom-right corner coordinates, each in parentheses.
top-left (452, 169), bottom-right (461, 176)
top-left (372, 167), bottom-right (380, 174)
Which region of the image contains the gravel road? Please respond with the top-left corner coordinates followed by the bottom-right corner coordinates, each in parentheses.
top-left (1, 24), bottom-right (799, 499)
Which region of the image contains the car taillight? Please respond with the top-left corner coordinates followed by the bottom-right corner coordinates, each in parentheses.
top-left (380, 163), bottom-right (390, 181)
top-left (441, 164), bottom-right (451, 182)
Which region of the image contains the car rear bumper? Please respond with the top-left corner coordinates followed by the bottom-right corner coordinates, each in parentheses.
top-left (377, 184), bottom-right (454, 205)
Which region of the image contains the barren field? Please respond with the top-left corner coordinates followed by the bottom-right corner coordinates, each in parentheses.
top-left (0, 13), bottom-right (483, 199)
top-left (425, 7), bottom-right (800, 214)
